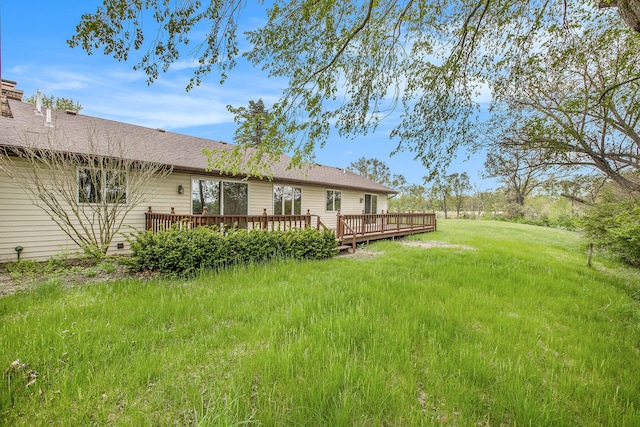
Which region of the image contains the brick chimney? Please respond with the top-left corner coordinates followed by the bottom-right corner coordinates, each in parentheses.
top-left (1, 79), bottom-right (24, 118)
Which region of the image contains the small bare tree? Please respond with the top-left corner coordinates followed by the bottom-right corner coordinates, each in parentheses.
top-left (0, 128), bottom-right (171, 258)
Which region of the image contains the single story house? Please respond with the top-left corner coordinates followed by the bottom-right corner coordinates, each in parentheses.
top-left (0, 80), bottom-right (398, 262)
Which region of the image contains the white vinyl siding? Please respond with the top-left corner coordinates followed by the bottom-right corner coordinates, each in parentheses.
top-left (0, 158), bottom-right (390, 262)
top-left (249, 180), bottom-right (274, 215)
top-left (0, 159), bottom-right (188, 262)
top-left (301, 186), bottom-right (368, 229)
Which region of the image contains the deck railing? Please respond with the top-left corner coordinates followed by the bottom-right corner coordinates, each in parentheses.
top-left (336, 211), bottom-right (437, 242)
top-left (145, 207), bottom-right (327, 233)
top-left (145, 208), bottom-right (436, 251)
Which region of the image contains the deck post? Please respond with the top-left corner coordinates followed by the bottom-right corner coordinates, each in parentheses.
top-left (262, 208), bottom-right (268, 230)
top-left (382, 210), bottom-right (387, 232)
top-left (306, 209), bottom-right (311, 228)
top-left (201, 206), bottom-right (208, 230)
top-left (336, 210), bottom-right (343, 239)
top-left (146, 206), bottom-right (153, 231)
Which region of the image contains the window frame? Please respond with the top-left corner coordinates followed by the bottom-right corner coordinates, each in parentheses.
top-left (325, 189), bottom-right (342, 212)
top-left (221, 181), bottom-right (249, 215)
top-left (364, 193), bottom-right (378, 214)
top-left (273, 184), bottom-right (302, 215)
top-left (77, 167), bottom-right (128, 204)
top-left (191, 178), bottom-right (249, 215)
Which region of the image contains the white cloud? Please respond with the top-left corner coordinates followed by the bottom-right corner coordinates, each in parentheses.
top-left (169, 59), bottom-right (201, 71)
top-left (472, 81), bottom-right (493, 104)
top-left (7, 56), bottom-right (289, 132)
top-left (82, 88), bottom-right (235, 129)
top-left (106, 70), bottom-right (148, 84)
top-left (7, 65), bottom-right (31, 74)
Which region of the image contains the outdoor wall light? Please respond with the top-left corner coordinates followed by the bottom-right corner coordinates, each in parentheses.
top-left (15, 246), bottom-right (24, 262)
top-left (177, 184), bottom-right (184, 194)
top-left (360, 198), bottom-right (363, 203)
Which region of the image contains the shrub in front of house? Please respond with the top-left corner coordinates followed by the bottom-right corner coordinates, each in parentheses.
top-left (129, 225), bottom-right (338, 275)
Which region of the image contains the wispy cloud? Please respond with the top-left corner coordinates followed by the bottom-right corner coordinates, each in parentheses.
top-left (2, 0), bottom-right (495, 188)
top-left (87, 92), bottom-right (234, 130)
top-left (106, 70), bottom-right (148, 84)
top-left (169, 59), bottom-right (201, 72)
top-left (8, 56), bottom-right (287, 132)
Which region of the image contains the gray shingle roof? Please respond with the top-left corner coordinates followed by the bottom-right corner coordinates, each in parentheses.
top-left (0, 99), bottom-right (396, 194)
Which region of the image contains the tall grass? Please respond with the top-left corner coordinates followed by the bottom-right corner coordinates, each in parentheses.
top-left (1, 220), bottom-right (639, 425)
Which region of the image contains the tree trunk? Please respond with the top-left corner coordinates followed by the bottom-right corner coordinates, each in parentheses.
top-left (599, 1), bottom-right (640, 33)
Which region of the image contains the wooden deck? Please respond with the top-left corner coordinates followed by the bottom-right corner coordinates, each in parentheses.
top-left (336, 212), bottom-right (437, 252)
top-left (145, 208), bottom-right (437, 252)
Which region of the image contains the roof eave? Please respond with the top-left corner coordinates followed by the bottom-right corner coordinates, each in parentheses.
top-left (171, 165), bottom-right (397, 194)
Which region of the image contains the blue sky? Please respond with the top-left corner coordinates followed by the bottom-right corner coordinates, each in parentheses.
top-left (1, 1), bottom-right (494, 189)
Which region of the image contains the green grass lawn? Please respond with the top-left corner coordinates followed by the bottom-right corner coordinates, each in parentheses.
top-left (1, 220), bottom-right (639, 426)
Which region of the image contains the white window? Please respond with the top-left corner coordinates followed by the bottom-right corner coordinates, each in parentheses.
top-left (192, 179), bottom-right (248, 215)
top-left (273, 185), bottom-right (302, 215)
top-left (326, 190), bottom-right (342, 211)
top-left (78, 168), bottom-right (127, 204)
top-left (364, 194), bottom-right (377, 214)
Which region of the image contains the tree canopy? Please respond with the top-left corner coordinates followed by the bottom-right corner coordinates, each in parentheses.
top-left (230, 99), bottom-right (270, 147)
top-left (484, 137), bottom-right (553, 207)
top-left (24, 93), bottom-right (83, 113)
top-left (69, 1), bottom-right (640, 176)
top-left (205, 99), bottom-right (286, 178)
top-left (347, 157), bottom-right (406, 190)
top-left (491, 13), bottom-right (640, 194)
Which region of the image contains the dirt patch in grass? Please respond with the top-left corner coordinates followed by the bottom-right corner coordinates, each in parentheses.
top-left (336, 240), bottom-right (474, 260)
top-left (337, 247), bottom-right (385, 260)
top-left (0, 267), bottom-right (18, 298)
top-left (0, 261), bottom-right (148, 298)
top-left (401, 241), bottom-right (475, 251)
